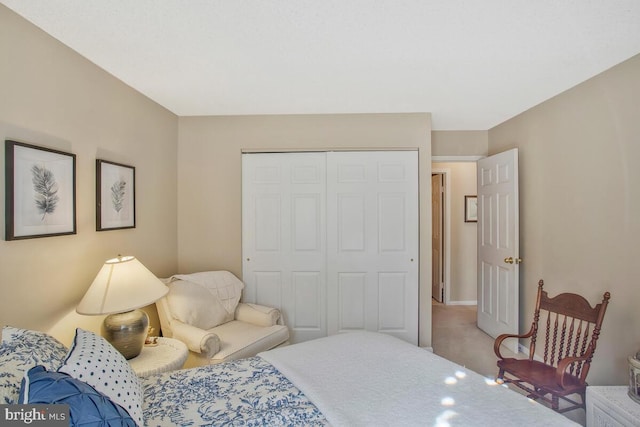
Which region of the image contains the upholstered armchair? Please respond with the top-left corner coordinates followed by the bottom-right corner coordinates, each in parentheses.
top-left (156, 271), bottom-right (289, 368)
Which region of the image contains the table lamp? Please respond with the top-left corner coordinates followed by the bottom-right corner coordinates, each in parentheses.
top-left (76, 255), bottom-right (168, 359)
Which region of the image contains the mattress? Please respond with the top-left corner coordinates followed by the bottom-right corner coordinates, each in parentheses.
top-left (142, 332), bottom-right (577, 426)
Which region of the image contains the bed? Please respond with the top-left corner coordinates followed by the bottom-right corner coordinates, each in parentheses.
top-left (2, 327), bottom-right (577, 426)
top-left (142, 332), bottom-right (577, 426)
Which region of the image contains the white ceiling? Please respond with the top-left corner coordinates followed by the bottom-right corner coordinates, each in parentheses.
top-left (3, 1), bottom-right (640, 130)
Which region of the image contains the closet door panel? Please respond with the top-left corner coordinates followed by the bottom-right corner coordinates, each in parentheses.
top-left (378, 193), bottom-right (406, 252)
top-left (292, 271), bottom-right (322, 329)
top-left (327, 151), bottom-right (418, 344)
top-left (378, 272), bottom-right (408, 331)
top-left (243, 153), bottom-right (327, 343)
top-left (293, 194), bottom-right (321, 251)
top-left (337, 194), bottom-right (366, 251)
top-left (254, 195), bottom-right (281, 251)
top-left (337, 272), bottom-right (367, 330)
top-left (254, 271), bottom-right (283, 310)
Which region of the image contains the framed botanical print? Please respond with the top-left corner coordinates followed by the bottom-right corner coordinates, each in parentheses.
top-left (5, 140), bottom-right (77, 240)
top-left (96, 159), bottom-right (136, 231)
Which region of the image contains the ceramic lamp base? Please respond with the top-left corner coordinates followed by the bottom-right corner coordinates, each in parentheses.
top-left (102, 309), bottom-right (148, 359)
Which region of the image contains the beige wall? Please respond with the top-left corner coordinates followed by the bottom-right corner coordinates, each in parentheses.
top-left (177, 113), bottom-right (433, 346)
top-left (0, 6), bottom-right (179, 344)
top-left (489, 53), bottom-right (640, 386)
top-left (432, 162), bottom-right (477, 303)
top-left (432, 130), bottom-right (488, 157)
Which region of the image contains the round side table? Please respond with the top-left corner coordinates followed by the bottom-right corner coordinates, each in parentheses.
top-left (129, 337), bottom-right (188, 377)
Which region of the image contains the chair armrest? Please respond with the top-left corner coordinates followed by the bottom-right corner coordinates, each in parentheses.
top-left (170, 320), bottom-right (220, 358)
top-left (555, 354), bottom-right (591, 389)
top-left (235, 303), bottom-right (281, 327)
top-left (494, 328), bottom-right (535, 359)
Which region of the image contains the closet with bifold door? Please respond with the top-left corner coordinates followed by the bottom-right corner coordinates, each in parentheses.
top-left (242, 151), bottom-right (419, 345)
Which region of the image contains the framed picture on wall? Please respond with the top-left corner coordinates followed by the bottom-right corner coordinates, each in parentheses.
top-left (464, 195), bottom-right (478, 222)
top-left (5, 140), bottom-right (77, 240)
top-left (96, 159), bottom-right (136, 231)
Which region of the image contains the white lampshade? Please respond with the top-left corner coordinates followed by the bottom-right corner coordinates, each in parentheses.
top-left (77, 256), bottom-right (168, 315)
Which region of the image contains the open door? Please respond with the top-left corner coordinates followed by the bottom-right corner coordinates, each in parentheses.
top-left (477, 149), bottom-right (520, 353)
top-left (431, 174), bottom-right (444, 303)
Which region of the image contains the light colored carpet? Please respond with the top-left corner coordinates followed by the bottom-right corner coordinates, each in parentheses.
top-left (431, 301), bottom-right (585, 426)
top-left (431, 302), bottom-right (509, 378)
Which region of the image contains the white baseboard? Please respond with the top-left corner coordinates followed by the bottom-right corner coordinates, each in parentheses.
top-left (518, 343), bottom-right (529, 355)
top-left (517, 343), bottom-right (543, 361)
top-left (446, 300), bottom-right (477, 306)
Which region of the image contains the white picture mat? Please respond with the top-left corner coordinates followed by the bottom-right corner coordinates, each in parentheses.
top-left (12, 144), bottom-right (75, 237)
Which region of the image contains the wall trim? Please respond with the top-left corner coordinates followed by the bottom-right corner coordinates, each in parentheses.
top-left (518, 343), bottom-right (528, 355)
top-left (447, 300), bottom-right (477, 306)
top-left (243, 147), bottom-right (418, 153)
top-left (432, 156), bottom-right (483, 162)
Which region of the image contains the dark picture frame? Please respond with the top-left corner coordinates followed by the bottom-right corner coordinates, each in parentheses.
top-left (464, 195), bottom-right (478, 223)
top-left (96, 159), bottom-right (136, 231)
top-left (5, 140), bottom-right (77, 240)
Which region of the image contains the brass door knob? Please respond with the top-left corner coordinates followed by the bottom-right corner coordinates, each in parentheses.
top-left (504, 257), bottom-right (514, 264)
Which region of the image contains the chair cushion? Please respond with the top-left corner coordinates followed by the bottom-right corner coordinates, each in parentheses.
top-left (167, 271), bottom-right (244, 329)
top-left (209, 321), bottom-right (289, 363)
top-left (167, 280), bottom-right (231, 330)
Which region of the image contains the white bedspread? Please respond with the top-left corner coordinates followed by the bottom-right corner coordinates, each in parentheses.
top-left (260, 332), bottom-right (577, 426)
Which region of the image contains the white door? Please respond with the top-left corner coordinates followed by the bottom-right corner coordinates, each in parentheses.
top-left (477, 149), bottom-right (520, 352)
top-left (243, 151), bottom-right (419, 345)
top-left (242, 152), bottom-right (327, 343)
top-left (326, 151), bottom-right (419, 345)
top-left (431, 174), bottom-right (444, 303)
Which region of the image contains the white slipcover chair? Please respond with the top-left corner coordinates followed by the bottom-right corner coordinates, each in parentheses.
top-left (156, 271), bottom-right (289, 368)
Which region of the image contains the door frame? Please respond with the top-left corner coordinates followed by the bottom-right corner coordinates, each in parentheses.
top-left (431, 156), bottom-right (482, 304)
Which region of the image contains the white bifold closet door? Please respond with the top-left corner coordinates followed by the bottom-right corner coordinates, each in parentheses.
top-left (242, 152), bottom-right (328, 344)
top-left (242, 151), bottom-right (418, 345)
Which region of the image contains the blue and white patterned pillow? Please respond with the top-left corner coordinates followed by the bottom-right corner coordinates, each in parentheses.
top-left (20, 365), bottom-right (137, 427)
top-left (0, 326), bottom-right (68, 404)
top-left (59, 328), bottom-right (143, 426)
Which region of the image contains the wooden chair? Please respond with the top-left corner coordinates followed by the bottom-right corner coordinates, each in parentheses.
top-left (494, 279), bottom-right (610, 413)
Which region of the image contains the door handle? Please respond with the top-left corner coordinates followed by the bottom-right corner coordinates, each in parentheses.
top-left (504, 257), bottom-right (523, 264)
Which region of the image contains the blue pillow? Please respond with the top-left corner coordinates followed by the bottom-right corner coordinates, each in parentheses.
top-left (20, 365), bottom-right (137, 427)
